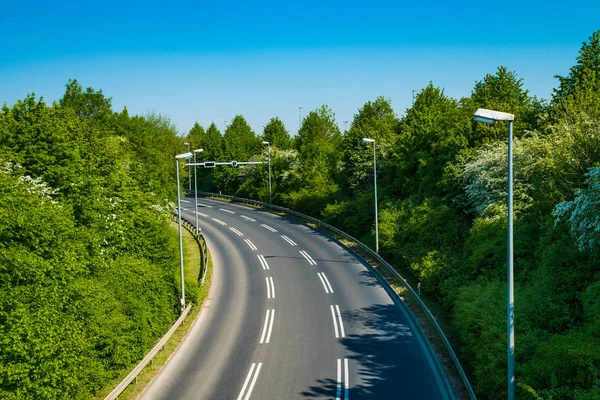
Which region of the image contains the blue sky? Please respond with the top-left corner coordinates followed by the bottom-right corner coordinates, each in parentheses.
top-left (1, 1), bottom-right (599, 136)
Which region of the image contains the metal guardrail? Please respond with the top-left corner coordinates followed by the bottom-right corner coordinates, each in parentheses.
top-left (198, 191), bottom-right (476, 400)
top-left (104, 215), bottom-right (208, 400)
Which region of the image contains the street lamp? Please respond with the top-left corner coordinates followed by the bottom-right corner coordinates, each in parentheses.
top-left (362, 137), bottom-right (378, 253)
top-left (193, 148), bottom-right (204, 236)
top-left (343, 120), bottom-right (348, 132)
top-left (473, 107), bottom-right (516, 400)
top-left (184, 142), bottom-right (191, 191)
top-left (299, 107), bottom-right (303, 131)
top-left (262, 141), bottom-right (272, 204)
top-left (175, 151), bottom-right (193, 312)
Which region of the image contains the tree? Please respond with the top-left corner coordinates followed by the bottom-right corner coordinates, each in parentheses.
top-left (59, 79), bottom-right (113, 123)
top-left (262, 117), bottom-right (291, 149)
top-left (187, 122), bottom-right (205, 151)
top-left (554, 30), bottom-right (600, 102)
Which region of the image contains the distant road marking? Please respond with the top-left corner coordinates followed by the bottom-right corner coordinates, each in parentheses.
top-left (211, 218), bottom-right (227, 226)
top-left (181, 199), bottom-right (191, 203)
top-left (220, 208), bottom-right (236, 214)
top-left (240, 214), bottom-right (257, 222)
top-left (299, 250), bottom-right (317, 266)
top-left (257, 254), bottom-right (269, 270)
top-left (281, 235), bottom-right (297, 246)
top-left (330, 305), bottom-right (345, 338)
top-left (196, 211), bottom-right (209, 217)
top-left (266, 277), bottom-right (275, 299)
top-left (259, 309), bottom-right (275, 344)
top-left (317, 272), bottom-right (334, 294)
top-left (260, 223), bottom-right (278, 232)
top-left (244, 239), bottom-right (257, 251)
top-left (198, 203), bottom-right (213, 208)
top-left (229, 227), bottom-right (244, 236)
top-left (238, 362), bottom-right (263, 400)
top-left (336, 359), bottom-right (349, 400)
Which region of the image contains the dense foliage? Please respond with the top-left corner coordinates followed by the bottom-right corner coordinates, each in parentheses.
top-left (187, 31), bottom-right (600, 399)
top-left (0, 80), bottom-right (190, 398)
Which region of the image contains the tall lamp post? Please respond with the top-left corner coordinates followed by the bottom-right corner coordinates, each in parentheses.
top-left (299, 106), bottom-right (303, 131)
top-left (262, 141), bottom-right (272, 204)
top-left (193, 148), bottom-right (204, 235)
top-left (175, 151), bottom-right (193, 312)
top-left (473, 108), bottom-right (516, 400)
top-left (184, 142), bottom-right (191, 191)
top-left (362, 137), bottom-right (378, 253)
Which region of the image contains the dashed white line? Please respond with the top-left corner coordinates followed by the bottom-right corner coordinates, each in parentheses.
top-left (181, 199), bottom-right (191, 203)
top-left (245, 239), bottom-right (257, 251)
top-left (198, 203), bottom-right (213, 208)
top-left (281, 235), bottom-right (297, 246)
top-left (220, 208), bottom-right (236, 214)
top-left (336, 358), bottom-right (350, 400)
top-left (259, 309), bottom-right (275, 344)
top-left (257, 254), bottom-right (269, 270)
top-left (266, 277), bottom-right (275, 299)
top-left (238, 362), bottom-right (262, 400)
top-left (331, 305), bottom-right (345, 338)
top-left (260, 223), bottom-right (278, 232)
top-left (299, 250), bottom-right (317, 266)
top-left (240, 215), bottom-right (257, 222)
top-left (211, 218), bottom-right (227, 226)
top-left (318, 272), bottom-right (334, 294)
top-left (229, 227), bottom-right (244, 236)
top-left (196, 211), bottom-right (209, 217)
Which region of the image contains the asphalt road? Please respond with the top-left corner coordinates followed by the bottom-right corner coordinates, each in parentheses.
top-left (140, 196), bottom-right (450, 399)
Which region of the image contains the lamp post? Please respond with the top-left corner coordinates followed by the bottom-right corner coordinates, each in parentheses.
top-left (184, 142), bottom-right (191, 191)
top-left (473, 108), bottom-right (516, 400)
top-left (175, 151), bottom-right (193, 312)
top-left (343, 120), bottom-right (348, 132)
top-left (262, 141), bottom-right (272, 204)
top-left (193, 148), bottom-right (204, 235)
top-left (299, 106), bottom-right (303, 131)
top-left (362, 137), bottom-right (378, 253)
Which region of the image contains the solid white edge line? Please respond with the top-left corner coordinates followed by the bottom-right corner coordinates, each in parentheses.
top-left (237, 363), bottom-right (256, 400)
top-left (266, 277), bottom-right (271, 299)
top-left (344, 358), bottom-right (349, 399)
top-left (322, 273), bottom-right (334, 293)
top-left (259, 310), bottom-right (270, 344)
top-left (336, 305), bottom-right (345, 338)
top-left (243, 362), bottom-right (262, 400)
top-left (317, 273), bottom-right (330, 294)
top-left (269, 277), bottom-right (275, 298)
top-left (266, 309), bottom-right (275, 343)
top-left (330, 305), bottom-right (339, 338)
top-left (336, 358), bottom-right (342, 400)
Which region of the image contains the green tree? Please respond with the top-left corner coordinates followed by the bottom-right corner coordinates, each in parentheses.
top-left (59, 79), bottom-right (113, 123)
top-left (263, 117), bottom-right (291, 149)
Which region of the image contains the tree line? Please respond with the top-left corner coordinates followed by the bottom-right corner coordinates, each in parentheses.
top-left (185, 31), bottom-right (600, 399)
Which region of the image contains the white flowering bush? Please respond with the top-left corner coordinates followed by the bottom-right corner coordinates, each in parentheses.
top-left (553, 167), bottom-right (600, 251)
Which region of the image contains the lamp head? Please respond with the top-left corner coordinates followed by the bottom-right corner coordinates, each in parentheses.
top-left (362, 138), bottom-right (375, 143)
top-left (175, 152), bottom-right (193, 159)
top-left (473, 108), bottom-right (515, 124)
top-left (194, 148), bottom-right (204, 153)
top-left (262, 141), bottom-right (269, 145)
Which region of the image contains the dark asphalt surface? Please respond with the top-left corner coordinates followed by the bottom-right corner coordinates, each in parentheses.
top-left (140, 196), bottom-right (449, 400)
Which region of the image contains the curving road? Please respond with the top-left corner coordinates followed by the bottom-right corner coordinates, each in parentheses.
top-left (140, 196), bottom-right (450, 399)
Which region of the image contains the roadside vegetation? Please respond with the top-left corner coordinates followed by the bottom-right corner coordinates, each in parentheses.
top-left (186, 30), bottom-right (600, 399)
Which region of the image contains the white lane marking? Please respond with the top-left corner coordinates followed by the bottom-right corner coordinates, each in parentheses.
top-left (266, 277), bottom-right (271, 299)
top-left (198, 203), bottom-right (213, 208)
top-left (259, 309), bottom-right (275, 344)
top-left (220, 208), bottom-right (236, 214)
top-left (244, 362), bottom-right (262, 400)
top-left (260, 223), bottom-right (278, 232)
top-left (257, 254), bottom-right (269, 270)
top-left (212, 218), bottom-right (227, 226)
top-left (269, 277), bottom-right (275, 299)
top-left (299, 250), bottom-right (317, 266)
top-left (238, 363), bottom-right (256, 400)
top-left (336, 358), bottom-right (342, 400)
top-left (245, 239), bottom-right (257, 251)
top-left (196, 211), bottom-right (209, 217)
top-left (330, 305), bottom-right (339, 338)
top-left (344, 358), bottom-right (349, 399)
top-left (318, 272), bottom-right (334, 294)
top-left (281, 235), bottom-right (297, 246)
top-left (240, 214), bottom-right (257, 222)
top-left (238, 362), bottom-right (263, 400)
top-left (229, 227), bottom-right (244, 236)
top-left (266, 309), bottom-right (275, 343)
top-left (181, 199), bottom-right (191, 203)
top-left (336, 305), bottom-right (346, 338)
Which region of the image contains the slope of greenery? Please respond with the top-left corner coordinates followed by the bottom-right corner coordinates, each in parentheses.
top-left (188, 31), bottom-right (600, 399)
top-left (0, 81), bottom-right (193, 399)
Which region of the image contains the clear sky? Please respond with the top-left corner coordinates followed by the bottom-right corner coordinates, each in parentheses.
top-left (1, 1), bottom-right (599, 136)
